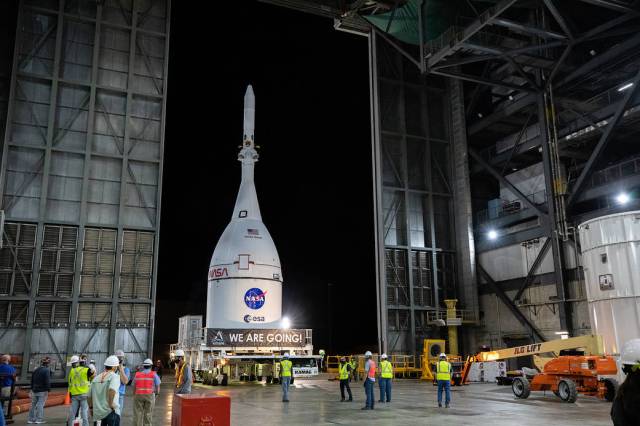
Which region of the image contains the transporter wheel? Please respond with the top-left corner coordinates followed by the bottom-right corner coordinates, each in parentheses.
top-left (557, 379), bottom-right (578, 403)
top-left (266, 376), bottom-right (273, 384)
top-left (512, 377), bottom-right (531, 399)
top-left (257, 375), bottom-right (263, 382)
top-left (602, 378), bottom-right (618, 402)
top-left (222, 374), bottom-right (228, 386)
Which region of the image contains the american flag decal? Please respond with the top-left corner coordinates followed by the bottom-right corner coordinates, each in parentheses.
top-left (247, 228), bottom-right (259, 235)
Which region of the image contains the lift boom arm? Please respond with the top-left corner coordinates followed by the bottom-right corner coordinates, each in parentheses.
top-left (477, 335), bottom-right (605, 362)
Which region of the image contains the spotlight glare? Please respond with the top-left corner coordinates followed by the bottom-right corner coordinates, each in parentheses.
top-left (281, 316), bottom-right (291, 330)
top-left (488, 230), bottom-right (498, 240)
top-left (616, 192), bottom-right (630, 205)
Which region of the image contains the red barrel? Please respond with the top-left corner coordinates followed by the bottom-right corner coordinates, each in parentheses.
top-left (172, 394), bottom-right (230, 426)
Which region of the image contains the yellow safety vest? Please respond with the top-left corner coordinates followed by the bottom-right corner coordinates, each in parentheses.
top-left (339, 363), bottom-right (350, 380)
top-left (281, 360), bottom-right (292, 377)
top-left (68, 366), bottom-right (90, 396)
top-left (436, 361), bottom-right (451, 381)
top-left (380, 360), bottom-right (393, 379)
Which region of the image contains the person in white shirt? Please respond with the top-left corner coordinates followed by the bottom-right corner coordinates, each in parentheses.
top-left (89, 356), bottom-right (121, 426)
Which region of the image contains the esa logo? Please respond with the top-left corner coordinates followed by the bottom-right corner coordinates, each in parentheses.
top-left (243, 314), bottom-right (265, 323)
top-left (244, 288), bottom-right (266, 310)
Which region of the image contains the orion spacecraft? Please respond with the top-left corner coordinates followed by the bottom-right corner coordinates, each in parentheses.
top-left (206, 85), bottom-right (284, 329)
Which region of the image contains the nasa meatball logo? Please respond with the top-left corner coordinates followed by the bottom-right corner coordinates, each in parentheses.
top-left (244, 288), bottom-right (266, 310)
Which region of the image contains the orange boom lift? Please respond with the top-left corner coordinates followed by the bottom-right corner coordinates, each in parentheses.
top-left (474, 335), bottom-right (618, 403)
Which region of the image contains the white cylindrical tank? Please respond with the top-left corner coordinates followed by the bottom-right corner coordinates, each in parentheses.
top-left (578, 211), bottom-right (640, 355)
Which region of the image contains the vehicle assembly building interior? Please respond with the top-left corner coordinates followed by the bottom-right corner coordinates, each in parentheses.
top-left (260, 0), bottom-right (640, 361)
top-left (1, 0), bottom-right (640, 425)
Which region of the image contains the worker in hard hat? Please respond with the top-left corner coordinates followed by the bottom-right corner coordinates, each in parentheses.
top-left (436, 353), bottom-right (452, 408)
top-left (280, 353), bottom-right (293, 402)
top-left (68, 355), bottom-right (91, 426)
top-left (378, 354), bottom-right (393, 403)
top-left (338, 357), bottom-right (353, 402)
top-left (114, 349), bottom-right (130, 413)
top-left (80, 354), bottom-right (96, 379)
top-left (362, 351), bottom-right (376, 410)
top-left (174, 349), bottom-right (192, 394)
top-left (28, 357), bottom-right (51, 424)
top-left (89, 355), bottom-right (122, 426)
top-left (132, 359), bottom-right (161, 426)
top-left (611, 338), bottom-right (640, 425)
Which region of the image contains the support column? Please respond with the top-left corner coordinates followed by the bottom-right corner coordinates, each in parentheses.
top-left (448, 77), bottom-right (478, 353)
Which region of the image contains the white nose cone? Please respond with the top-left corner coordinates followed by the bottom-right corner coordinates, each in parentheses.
top-left (207, 86), bottom-right (283, 329)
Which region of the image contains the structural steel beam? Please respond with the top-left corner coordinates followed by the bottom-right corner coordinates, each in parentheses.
top-left (477, 264), bottom-right (547, 342)
top-left (542, 0), bottom-right (574, 40)
top-left (469, 147), bottom-right (548, 218)
top-left (568, 66), bottom-right (640, 206)
top-left (492, 18), bottom-right (567, 40)
top-left (431, 69), bottom-right (537, 94)
top-left (470, 30), bottom-right (640, 135)
top-left (576, 0), bottom-right (639, 14)
top-left (513, 237), bottom-right (552, 302)
top-left (426, 0), bottom-right (519, 69)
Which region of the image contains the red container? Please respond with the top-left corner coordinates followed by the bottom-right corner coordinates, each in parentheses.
top-left (172, 393), bottom-right (231, 426)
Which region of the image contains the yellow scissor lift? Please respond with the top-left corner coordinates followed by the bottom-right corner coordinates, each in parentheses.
top-left (326, 354), bottom-right (422, 380)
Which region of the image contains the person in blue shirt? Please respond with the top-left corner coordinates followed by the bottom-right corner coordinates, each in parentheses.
top-left (114, 350), bottom-right (130, 414)
top-left (0, 354), bottom-right (16, 417)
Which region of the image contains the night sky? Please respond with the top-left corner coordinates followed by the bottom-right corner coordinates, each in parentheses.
top-left (154, 2), bottom-right (377, 358)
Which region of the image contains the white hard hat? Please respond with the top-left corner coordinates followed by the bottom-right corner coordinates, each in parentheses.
top-left (620, 338), bottom-right (640, 366)
top-left (381, 353), bottom-right (388, 359)
top-left (439, 353), bottom-right (447, 358)
top-left (70, 355), bottom-right (80, 364)
top-left (143, 359), bottom-right (153, 366)
top-left (174, 349), bottom-right (185, 357)
top-left (364, 351), bottom-right (372, 357)
top-left (115, 349), bottom-right (125, 357)
top-left (283, 353), bottom-right (290, 358)
top-left (104, 355), bottom-right (120, 367)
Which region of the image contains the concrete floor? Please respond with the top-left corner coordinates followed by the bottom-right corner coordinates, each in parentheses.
top-left (8, 375), bottom-right (613, 425)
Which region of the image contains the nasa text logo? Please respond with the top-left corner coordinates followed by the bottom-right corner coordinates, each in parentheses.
top-left (244, 288), bottom-right (266, 310)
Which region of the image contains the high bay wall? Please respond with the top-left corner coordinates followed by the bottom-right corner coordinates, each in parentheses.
top-left (369, 32), bottom-right (478, 356)
top-left (0, 0), bottom-right (170, 380)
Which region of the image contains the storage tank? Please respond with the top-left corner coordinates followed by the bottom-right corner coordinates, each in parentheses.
top-left (578, 211), bottom-right (640, 355)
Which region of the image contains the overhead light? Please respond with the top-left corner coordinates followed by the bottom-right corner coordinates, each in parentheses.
top-left (616, 192), bottom-right (630, 205)
top-left (281, 316), bottom-right (291, 330)
top-left (508, 95), bottom-right (514, 101)
top-left (617, 82), bottom-right (634, 92)
top-left (589, 49), bottom-right (596, 56)
top-left (488, 229), bottom-right (498, 240)
top-left (555, 331), bottom-right (569, 340)
top-left (477, 112), bottom-right (483, 118)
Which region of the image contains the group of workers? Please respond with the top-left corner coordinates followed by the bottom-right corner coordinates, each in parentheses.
top-left (64, 349), bottom-right (162, 426)
top-left (280, 351), bottom-right (453, 410)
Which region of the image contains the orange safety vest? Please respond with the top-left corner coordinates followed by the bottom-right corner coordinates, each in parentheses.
top-left (367, 360), bottom-right (377, 379)
top-left (134, 370), bottom-right (156, 395)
